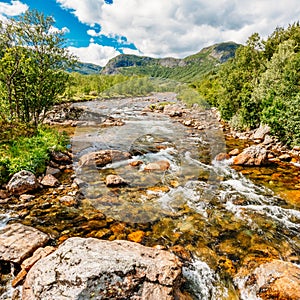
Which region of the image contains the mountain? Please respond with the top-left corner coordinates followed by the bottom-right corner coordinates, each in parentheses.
top-left (101, 42), bottom-right (240, 82)
top-left (72, 62), bottom-right (102, 75)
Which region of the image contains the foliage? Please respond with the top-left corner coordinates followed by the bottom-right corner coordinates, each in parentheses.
top-left (196, 23), bottom-right (300, 145)
top-left (0, 10), bottom-right (75, 127)
top-left (0, 126), bottom-right (68, 184)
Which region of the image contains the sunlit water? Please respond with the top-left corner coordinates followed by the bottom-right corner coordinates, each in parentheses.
top-left (1, 93), bottom-right (299, 299)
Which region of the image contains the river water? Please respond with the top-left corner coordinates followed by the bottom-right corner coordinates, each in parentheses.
top-left (1, 93), bottom-right (299, 299)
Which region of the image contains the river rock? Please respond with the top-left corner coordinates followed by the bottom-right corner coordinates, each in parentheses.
top-left (78, 150), bottom-right (131, 167)
top-left (144, 160), bottom-right (170, 171)
top-left (235, 260), bottom-right (300, 300)
top-left (22, 237), bottom-right (183, 300)
top-left (40, 174), bottom-right (60, 187)
top-left (7, 170), bottom-right (39, 195)
top-left (0, 223), bottom-right (49, 264)
top-left (50, 151), bottom-right (72, 164)
top-left (105, 174), bottom-right (127, 186)
top-left (233, 145), bottom-right (268, 166)
top-left (45, 166), bottom-right (61, 177)
top-left (252, 124), bottom-right (270, 141)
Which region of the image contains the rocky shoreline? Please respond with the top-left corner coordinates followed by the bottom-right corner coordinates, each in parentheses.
top-left (1, 95), bottom-right (300, 299)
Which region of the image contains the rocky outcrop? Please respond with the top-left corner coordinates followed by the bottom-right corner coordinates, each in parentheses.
top-left (0, 223), bottom-right (49, 264)
top-left (233, 145), bottom-right (268, 166)
top-left (23, 237), bottom-right (183, 300)
top-left (78, 150), bottom-right (131, 168)
top-left (7, 170), bottom-right (39, 195)
top-left (235, 260), bottom-right (300, 300)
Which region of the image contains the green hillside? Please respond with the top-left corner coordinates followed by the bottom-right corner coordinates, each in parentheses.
top-left (101, 42), bottom-right (240, 82)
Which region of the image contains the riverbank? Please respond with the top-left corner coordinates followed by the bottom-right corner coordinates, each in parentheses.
top-left (1, 93), bottom-right (300, 299)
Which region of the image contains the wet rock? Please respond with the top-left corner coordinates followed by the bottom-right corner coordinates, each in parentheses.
top-left (215, 153), bottom-right (230, 161)
top-left (101, 116), bottom-right (125, 127)
top-left (105, 174), bottom-right (127, 187)
top-left (59, 195), bottom-right (77, 206)
top-left (129, 160), bottom-right (144, 167)
top-left (45, 166), bottom-right (61, 177)
top-left (40, 174), bottom-right (60, 187)
top-left (0, 189), bottom-right (10, 199)
top-left (22, 237), bottom-right (183, 300)
top-left (235, 260), bottom-right (300, 300)
top-left (144, 160), bottom-right (170, 171)
top-left (127, 230), bottom-right (145, 243)
top-left (0, 223), bottom-right (49, 264)
top-left (50, 151), bottom-right (72, 164)
top-left (73, 177), bottom-right (86, 188)
top-left (252, 124), bottom-right (270, 141)
top-left (7, 170), bottom-right (39, 195)
top-left (229, 148), bottom-right (240, 156)
top-left (19, 194), bottom-right (35, 202)
top-left (233, 145), bottom-right (268, 166)
top-left (78, 150), bottom-right (131, 168)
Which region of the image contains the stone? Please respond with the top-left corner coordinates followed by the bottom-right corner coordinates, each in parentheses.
top-left (129, 160), bottom-right (144, 167)
top-left (21, 246), bottom-right (56, 271)
top-left (7, 170), bottom-right (39, 195)
top-left (229, 148), bottom-right (240, 156)
top-left (59, 195), bottom-right (77, 206)
top-left (19, 194), bottom-right (35, 202)
top-left (73, 177), bottom-right (86, 188)
top-left (79, 150), bottom-right (131, 168)
top-left (233, 145), bottom-right (268, 166)
top-left (40, 174), bottom-right (60, 187)
top-left (0, 223), bottom-right (49, 264)
top-left (262, 134), bottom-right (273, 145)
top-left (22, 237), bottom-right (183, 300)
top-left (144, 160), bottom-right (170, 171)
top-left (235, 260), bottom-right (300, 300)
top-left (50, 151), bottom-right (72, 164)
top-left (12, 269), bottom-right (27, 288)
top-left (105, 174), bottom-right (127, 187)
top-left (252, 124), bottom-right (270, 141)
top-left (0, 189), bottom-right (10, 199)
top-left (293, 145), bottom-right (300, 151)
top-left (215, 153), bottom-right (230, 161)
top-left (128, 230), bottom-right (145, 243)
top-left (101, 117), bottom-right (125, 127)
top-left (45, 166), bottom-right (61, 177)
top-left (279, 153), bottom-right (292, 162)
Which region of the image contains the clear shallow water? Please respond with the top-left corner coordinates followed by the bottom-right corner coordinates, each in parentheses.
top-left (2, 94), bottom-right (299, 299)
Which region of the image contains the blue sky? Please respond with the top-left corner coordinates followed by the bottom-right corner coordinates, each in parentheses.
top-left (1, 0), bottom-right (300, 66)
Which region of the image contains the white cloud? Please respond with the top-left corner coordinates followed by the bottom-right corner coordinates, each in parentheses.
top-left (58, 0), bottom-right (300, 61)
top-left (0, 0), bottom-right (28, 22)
top-left (68, 43), bottom-right (121, 66)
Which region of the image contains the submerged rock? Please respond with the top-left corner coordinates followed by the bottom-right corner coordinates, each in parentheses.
top-left (23, 237), bottom-right (183, 300)
top-left (0, 223), bottom-right (49, 264)
top-left (7, 170), bottom-right (39, 195)
top-left (105, 174), bottom-right (127, 187)
top-left (144, 160), bottom-right (170, 171)
top-left (78, 150), bottom-right (131, 168)
top-left (233, 145), bottom-right (268, 166)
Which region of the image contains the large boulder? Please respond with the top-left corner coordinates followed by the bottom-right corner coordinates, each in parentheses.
top-left (233, 145), bottom-right (268, 166)
top-left (235, 260), bottom-right (300, 300)
top-left (23, 237), bottom-right (183, 300)
top-left (0, 223), bottom-right (49, 264)
top-left (252, 124), bottom-right (270, 141)
top-left (78, 150), bottom-right (131, 168)
top-left (7, 170), bottom-right (39, 195)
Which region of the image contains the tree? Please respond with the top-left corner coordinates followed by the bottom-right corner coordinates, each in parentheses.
top-left (0, 10), bottom-right (76, 127)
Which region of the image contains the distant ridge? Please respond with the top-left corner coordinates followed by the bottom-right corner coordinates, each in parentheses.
top-left (100, 42), bottom-right (240, 82)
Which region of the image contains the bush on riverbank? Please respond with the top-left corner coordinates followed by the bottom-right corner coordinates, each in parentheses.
top-left (0, 126), bottom-right (68, 185)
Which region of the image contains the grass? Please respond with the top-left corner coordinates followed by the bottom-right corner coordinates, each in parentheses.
top-left (0, 125), bottom-right (69, 185)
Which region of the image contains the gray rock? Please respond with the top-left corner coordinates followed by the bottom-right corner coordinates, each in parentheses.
top-left (233, 145), bottom-right (268, 166)
top-left (0, 223), bottom-right (49, 264)
top-left (7, 170), bottom-right (39, 195)
top-left (252, 124), bottom-right (270, 141)
top-left (22, 237), bottom-right (183, 300)
top-left (40, 174), bottom-right (60, 187)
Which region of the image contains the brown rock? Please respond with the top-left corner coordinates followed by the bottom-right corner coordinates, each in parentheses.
top-left (144, 160), bottom-right (170, 171)
top-left (40, 174), bottom-right (60, 187)
top-left (129, 160), bottom-right (144, 167)
top-left (215, 153), bottom-right (230, 161)
top-left (233, 145), bottom-right (268, 166)
top-left (19, 194), bottom-right (35, 202)
top-left (128, 230), bottom-right (145, 243)
top-left (7, 170), bottom-right (39, 195)
top-left (235, 260), bottom-right (300, 300)
top-left (105, 174), bottom-right (127, 187)
top-left (12, 269), bottom-right (27, 288)
top-left (22, 237), bottom-right (183, 300)
top-left (21, 246), bottom-right (56, 271)
top-left (79, 150), bottom-right (131, 168)
top-left (45, 166), bottom-right (61, 177)
top-left (293, 145), bottom-right (300, 151)
top-left (0, 189), bottom-right (10, 199)
top-left (229, 148), bottom-right (240, 156)
top-left (59, 195), bottom-right (77, 206)
top-left (278, 153), bottom-right (292, 162)
top-left (0, 223), bottom-right (49, 264)
top-left (50, 151), bottom-right (72, 164)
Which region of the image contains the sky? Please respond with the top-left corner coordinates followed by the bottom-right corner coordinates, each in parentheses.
top-left (0, 0), bottom-right (300, 66)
